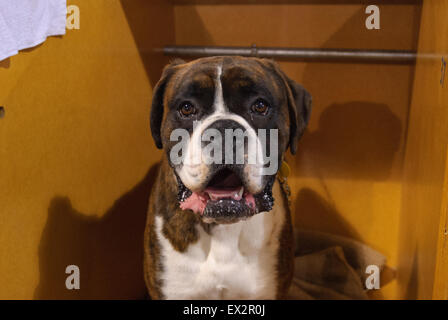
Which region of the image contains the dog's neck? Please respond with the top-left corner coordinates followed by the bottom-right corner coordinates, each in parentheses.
top-left (150, 157), bottom-right (293, 299)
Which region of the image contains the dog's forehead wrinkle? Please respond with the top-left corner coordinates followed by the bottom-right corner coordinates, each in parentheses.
top-left (222, 58), bottom-right (268, 77)
top-left (172, 59), bottom-right (219, 86)
top-left (219, 64), bottom-right (280, 103)
top-left (213, 63), bottom-right (226, 114)
top-left (168, 63), bottom-right (227, 107)
top-left (171, 57), bottom-right (275, 103)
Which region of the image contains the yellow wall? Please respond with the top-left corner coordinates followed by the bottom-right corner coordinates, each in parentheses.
top-left (0, 0), bottom-right (173, 299)
top-left (398, 0), bottom-right (448, 299)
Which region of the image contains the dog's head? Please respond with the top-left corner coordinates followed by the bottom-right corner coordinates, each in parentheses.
top-left (150, 56), bottom-right (311, 224)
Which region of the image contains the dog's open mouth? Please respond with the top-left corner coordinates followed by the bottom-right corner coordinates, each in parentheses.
top-left (177, 168), bottom-right (275, 223)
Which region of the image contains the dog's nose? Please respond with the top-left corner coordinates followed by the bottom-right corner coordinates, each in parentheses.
top-left (206, 119), bottom-right (246, 134)
top-left (203, 119), bottom-right (248, 165)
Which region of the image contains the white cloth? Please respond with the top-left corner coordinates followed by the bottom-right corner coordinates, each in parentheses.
top-left (0, 0), bottom-right (66, 61)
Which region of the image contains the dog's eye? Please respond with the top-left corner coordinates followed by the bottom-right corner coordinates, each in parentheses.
top-left (179, 101), bottom-right (196, 117)
top-left (251, 99), bottom-right (270, 115)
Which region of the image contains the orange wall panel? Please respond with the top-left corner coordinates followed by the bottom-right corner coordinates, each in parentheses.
top-left (398, 0), bottom-right (448, 300)
top-left (0, 0), bottom-right (173, 299)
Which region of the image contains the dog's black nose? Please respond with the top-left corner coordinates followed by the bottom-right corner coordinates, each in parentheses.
top-left (203, 119), bottom-right (248, 165)
top-left (205, 119), bottom-right (246, 135)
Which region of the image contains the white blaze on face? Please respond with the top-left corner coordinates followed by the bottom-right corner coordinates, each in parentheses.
top-left (176, 64), bottom-right (265, 194)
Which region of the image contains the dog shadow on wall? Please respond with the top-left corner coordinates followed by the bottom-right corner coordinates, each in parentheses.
top-left (294, 101), bottom-right (403, 181)
top-left (34, 164), bottom-right (159, 299)
top-left (289, 5), bottom-right (413, 240)
top-left (290, 101), bottom-right (403, 299)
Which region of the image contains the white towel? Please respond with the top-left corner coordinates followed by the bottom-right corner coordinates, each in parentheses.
top-left (0, 0), bottom-right (66, 61)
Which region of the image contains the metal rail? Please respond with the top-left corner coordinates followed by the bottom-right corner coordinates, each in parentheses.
top-left (163, 45), bottom-right (417, 63)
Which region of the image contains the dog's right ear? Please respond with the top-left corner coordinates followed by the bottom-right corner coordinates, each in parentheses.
top-left (256, 58), bottom-right (312, 155)
top-left (150, 59), bottom-right (185, 149)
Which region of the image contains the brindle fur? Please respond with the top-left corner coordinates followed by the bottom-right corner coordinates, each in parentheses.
top-left (144, 56), bottom-right (311, 299)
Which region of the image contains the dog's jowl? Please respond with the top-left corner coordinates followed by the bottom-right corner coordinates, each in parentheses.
top-left (144, 56), bottom-right (312, 299)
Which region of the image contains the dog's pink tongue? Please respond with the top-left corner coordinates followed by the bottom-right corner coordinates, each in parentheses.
top-left (205, 186), bottom-right (243, 201)
top-left (244, 192), bottom-right (256, 209)
top-left (179, 192), bottom-right (208, 214)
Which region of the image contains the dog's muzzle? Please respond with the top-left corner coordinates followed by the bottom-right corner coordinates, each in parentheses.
top-left (174, 119), bottom-right (276, 224)
top-left (176, 166), bottom-right (275, 224)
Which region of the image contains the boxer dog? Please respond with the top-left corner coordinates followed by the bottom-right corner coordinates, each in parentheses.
top-left (144, 56), bottom-right (311, 299)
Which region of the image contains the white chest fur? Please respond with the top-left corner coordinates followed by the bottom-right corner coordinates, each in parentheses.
top-left (155, 203), bottom-right (284, 300)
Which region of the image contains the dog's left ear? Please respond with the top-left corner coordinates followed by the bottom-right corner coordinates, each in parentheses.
top-left (150, 59), bottom-right (185, 149)
top-left (257, 59), bottom-right (312, 155)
